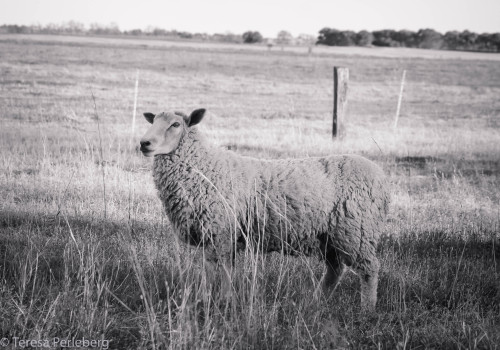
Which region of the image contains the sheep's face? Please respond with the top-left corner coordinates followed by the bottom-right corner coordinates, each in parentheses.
top-left (140, 109), bottom-right (205, 157)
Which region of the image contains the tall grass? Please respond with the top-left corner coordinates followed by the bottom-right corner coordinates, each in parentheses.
top-left (1, 35), bottom-right (499, 349)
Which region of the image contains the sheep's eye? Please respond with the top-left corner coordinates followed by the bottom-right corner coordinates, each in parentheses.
top-left (172, 122), bottom-right (180, 128)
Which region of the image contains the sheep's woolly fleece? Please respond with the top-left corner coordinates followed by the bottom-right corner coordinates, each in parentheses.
top-left (141, 110), bottom-right (390, 309)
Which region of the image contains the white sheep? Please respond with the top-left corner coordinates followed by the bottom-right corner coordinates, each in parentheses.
top-left (140, 109), bottom-right (390, 310)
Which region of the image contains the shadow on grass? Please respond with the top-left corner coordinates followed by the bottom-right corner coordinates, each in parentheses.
top-left (0, 208), bottom-right (183, 305)
top-left (0, 209), bottom-right (192, 347)
top-left (2, 209), bottom-right (498, 314)
top-left (378, 230), bottom-right (500, 313)
top-left (394, 155), bottom-right (500, 178)
top-left (0, 208), bottom-right (168, 238)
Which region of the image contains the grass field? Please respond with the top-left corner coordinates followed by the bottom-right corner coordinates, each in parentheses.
top-left (1, 34), bottom-right (499, 349)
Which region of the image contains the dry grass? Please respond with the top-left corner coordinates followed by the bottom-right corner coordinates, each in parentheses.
top-left (1, 34), bottom-right (499, 349)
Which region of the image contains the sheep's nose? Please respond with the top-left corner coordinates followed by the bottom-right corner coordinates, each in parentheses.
top-left (140, 140), bottom-right (151, 148)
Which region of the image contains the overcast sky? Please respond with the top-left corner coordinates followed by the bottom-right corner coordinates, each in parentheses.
top-left (1, 0), bottom-right (499, 37)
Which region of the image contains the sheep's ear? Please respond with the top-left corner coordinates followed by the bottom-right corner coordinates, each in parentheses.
top-left (143, 113), bottom-right (155, 124)
top-left (186, 109), bottom-right (206, 127)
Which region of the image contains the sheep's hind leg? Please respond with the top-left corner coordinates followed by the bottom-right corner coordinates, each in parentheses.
top-left (357, 256), bottom-right (379, 312)
top-left (218, 260), bottom-right (233, 299)
top-left (205, 244), bottom-right (234, 299)
top-left (323, 250), bottom-right (347, 297)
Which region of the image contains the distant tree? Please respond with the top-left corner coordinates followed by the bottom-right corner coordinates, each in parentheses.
top-left (486, 33), bottom-right (500, 52)
top-left (127, 29), bottom-right (143, 36)
top-left (276, 30), bottom-right (293, 49)
top-left (372, 29), bottom-right (398, 46)
top-left (89, 23), bottom-right (118, 35)
top-left (476, 33), bottom-right (491, 51)
top-left (89, 22), bottom-right (120, 35)
top-left (297, 33), bottom-right (316, 46)
top-left (443, 31), bottom-right (460, 50)
top-left (44, 23), bottom-right (62, 34)
top-left (224, 32), bottom-right (242, 43)
top-left (29, 23), bottom-right (43, 33)
top-left (317, 28), bottom-right (356, 46)
top-left (90, 23), bottom-right (102, 35)
top-left (416, 28), bottom-right (443, 49)
top-left (297, 33), bottom-right (316, 53)
top-left (109, 22), bottom-right (121, 35)
top-left (492, 33), bottom-right (500, 52)
top-left (372, 29), bottom-right (443, 48)
top-left (62, 21), bottom-right (85, 34)
top-left (193, 33), bottom-right (209, 41)
top-left (242, 31), bottom-right (263, 43)
top-left (0, 24), bottom-right (31, 34)
top-left (143, 26), bottom-right (155, 35)
top-left (212, 32), bottom-right (242, 43)
top-left (151, 27), bottom-right (168, 36)
top-left (177, 31), bottom-right (193, 39)
top-left (458, 30), bottom-right (478, 50)
top-left (355, 30), bottom-right (373, 46)
top-left (317, 28), bottom-right (335, 45)
top-left (392, 30), bottom-right (418, 47)
top-left (341, 31), bottom-right (357, 46)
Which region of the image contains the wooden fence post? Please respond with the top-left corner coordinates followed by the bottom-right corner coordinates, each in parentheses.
top-left (333, 67), bottom-right (349, 138)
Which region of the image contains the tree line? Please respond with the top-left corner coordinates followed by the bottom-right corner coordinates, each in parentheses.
top-left (0, 22), bottom-right (243, 43)
top-left (317, 28), bottom-right (500, 52)
top-left (1, 22), bottom-right (499, 52)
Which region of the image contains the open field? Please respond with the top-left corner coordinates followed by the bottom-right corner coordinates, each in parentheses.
top-left (1, 34), bottom-right (499, 349)
top-left (4, 34), bottom-right (500, 61)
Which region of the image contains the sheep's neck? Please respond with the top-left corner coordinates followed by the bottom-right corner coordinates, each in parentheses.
top-left (152, 129), bottom-right (211, 211)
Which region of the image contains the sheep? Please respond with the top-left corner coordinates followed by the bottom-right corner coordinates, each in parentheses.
top-left (139, 108), bottom-right (390, 311)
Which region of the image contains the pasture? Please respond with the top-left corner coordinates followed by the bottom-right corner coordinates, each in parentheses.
top-left (1, 34), bottom-right (499, 349)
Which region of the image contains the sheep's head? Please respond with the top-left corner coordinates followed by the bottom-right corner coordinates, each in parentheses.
top-left (140, 109), bottom-right (205, 157)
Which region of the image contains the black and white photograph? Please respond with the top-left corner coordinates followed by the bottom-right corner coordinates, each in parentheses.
top-left (1, 0), bottom-right (499, 348)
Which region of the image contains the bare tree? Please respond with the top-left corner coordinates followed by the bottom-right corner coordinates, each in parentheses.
top-left (297, 33), bottom-right (316, 54)
top-left (276, 30), bottom-right (293, 50)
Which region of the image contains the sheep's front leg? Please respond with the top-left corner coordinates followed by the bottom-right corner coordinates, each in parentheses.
top-left (204, 237), bottom-right (233, 299)
top-left (202, 259), bottom-right (232, 299)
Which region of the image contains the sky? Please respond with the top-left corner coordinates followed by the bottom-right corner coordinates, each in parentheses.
top-left (1, 0), bottom-right (499, 37)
